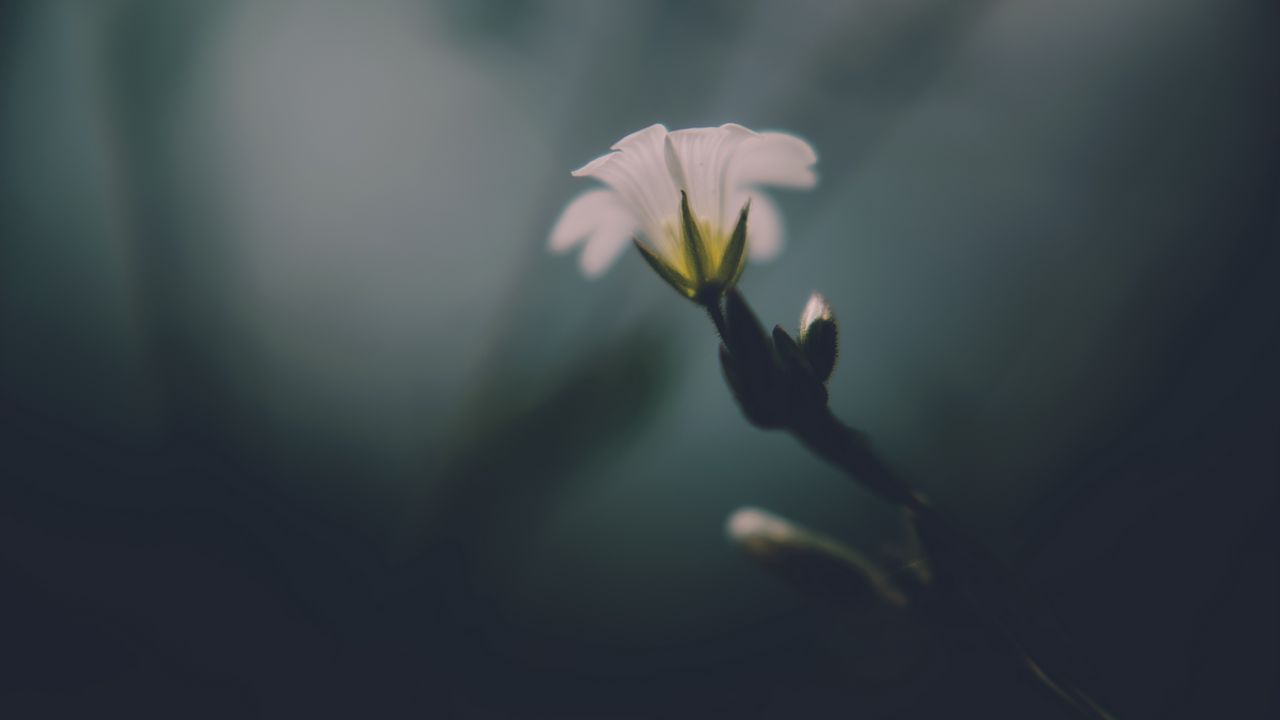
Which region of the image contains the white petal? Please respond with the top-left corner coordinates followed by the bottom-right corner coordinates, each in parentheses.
top-left (664, 124), bottom-right (757, 228)
top-left (548, 189), bottom-right (637, 277)
top-left (609, 123), bottom-right (668, 152)
top-left (729, 132), bottom-right (818, 190)
top-left (725, 506), bottom-right (793, 543)
top-left (571, 124), bottom-right (680, 256)
top-left (731, 190), bottom-right (785, 262)
top-left (579, 231), bottom-right (633, 277)
top-left (561, 124), bottom-right (817, 272)
top-left (548, 189), bottom-right (622, 251)
top-left (800, 292), bottom-right (833, 330)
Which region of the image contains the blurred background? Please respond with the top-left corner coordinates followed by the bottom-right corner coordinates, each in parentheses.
top-left (2, 0), bottom-right (1277, 717)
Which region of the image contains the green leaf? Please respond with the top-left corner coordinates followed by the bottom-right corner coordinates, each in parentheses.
top-left (633, 238), bottom-right (696, 299)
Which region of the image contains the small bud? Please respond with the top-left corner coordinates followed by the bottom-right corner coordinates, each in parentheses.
top-left (726, 507), bottom-right (929, 684)
top-left (798, 292), bottom-right (838, 383)
top-left (772, 325), bottom-right (808, 378)
top-left (774, 324), bottom-right (828, 408)
top-left (725, 506), bottom-right (908, 608)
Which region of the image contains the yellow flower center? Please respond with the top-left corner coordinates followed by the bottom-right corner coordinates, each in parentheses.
top-left (660, 217), bottom-right (734, 283)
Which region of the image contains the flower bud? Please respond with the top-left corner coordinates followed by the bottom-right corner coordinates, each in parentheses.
top-left (798, 293), bottom-right (838, 383)
top-left (725, 506), bottom-right (908, 608)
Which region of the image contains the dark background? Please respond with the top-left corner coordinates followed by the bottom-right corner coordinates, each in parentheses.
top-left (2, 0), bottom-right (1277, 717)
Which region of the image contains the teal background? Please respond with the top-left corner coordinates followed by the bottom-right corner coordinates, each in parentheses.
top-left (2, 1), bottom-right (1277, 717)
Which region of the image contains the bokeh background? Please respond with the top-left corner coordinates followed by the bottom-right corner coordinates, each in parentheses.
top-left (2, 0), bottom-right (1277, 717)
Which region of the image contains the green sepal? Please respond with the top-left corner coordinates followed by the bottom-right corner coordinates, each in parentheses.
top-left (772, 325), bottom-right (810, 379)
top-left (800, 318), bottom-right (838, 383)
top-left (716, 199), bottom-right (751, 288)
top-left (633, 238), bottom-right (696, 300)
top-left (775, 324), bottom-right (828, 408)
top-left (679, 191), bottom-right (708, 286)
top-left (798, 293), bottom-right (838, 383)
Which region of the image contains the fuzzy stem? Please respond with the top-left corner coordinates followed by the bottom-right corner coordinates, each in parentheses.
top-left (713, 288), bottom-right (1113, 720)
top-left (704, 298), bottom-right (729, 343)
top-left (787, 406), bottom-right (924, 510)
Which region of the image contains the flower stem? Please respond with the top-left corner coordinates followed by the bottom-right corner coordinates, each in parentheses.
top-left (802, 417), bottom-right (1114, 719)
top-left (714, 288), bottom-right (1114, 720)
top-left (704, 298), bottom-right (729, 343)
top-left (787, 406), bottom-right (925, 510)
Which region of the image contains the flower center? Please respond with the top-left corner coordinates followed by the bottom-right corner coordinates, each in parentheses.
top-left (659, 216), bottom-right (731, 280)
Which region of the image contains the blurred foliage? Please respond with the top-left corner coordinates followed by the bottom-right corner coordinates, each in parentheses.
top-left (432, 325), bottom-right (673, 535)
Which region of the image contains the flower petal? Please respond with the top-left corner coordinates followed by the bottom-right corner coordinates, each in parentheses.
top-left (729, 190), bottom-right (785, 261)
top-left (572, 124), bottom-right (680, 257)
top-left (559, 124), bottom-right (818, 280)
top-left (548, 189), bottom-right (622, 251)
top-left (548, 189), bottom-right (637, 277)
top-left (609, 123), bottom-right (669, 153)
top-left (729, 132), bottom-right (818, 191)
top-left (579, 225), bottom-right (635, 277)
top-left (664, 124), bottom-right (757, 228)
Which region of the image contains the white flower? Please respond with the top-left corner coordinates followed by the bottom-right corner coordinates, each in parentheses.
top-left (549, 123), bottom-right (817, 295)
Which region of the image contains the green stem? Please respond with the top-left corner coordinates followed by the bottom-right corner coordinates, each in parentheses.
top-left (787, 406), bottom-right (924, 510)
top-left (704, 298), bottom-right (729, 343)
top-left (712, 288), bottom-right (1114, 720)
top-left (801, 409), bottom-right (1112, 718)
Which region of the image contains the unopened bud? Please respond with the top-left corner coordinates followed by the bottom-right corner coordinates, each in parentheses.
top-left (798, 293), bottom-right (838, 383)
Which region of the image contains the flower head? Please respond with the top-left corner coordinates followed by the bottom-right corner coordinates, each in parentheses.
top-left (549, 124), bottom-right (817, 300)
